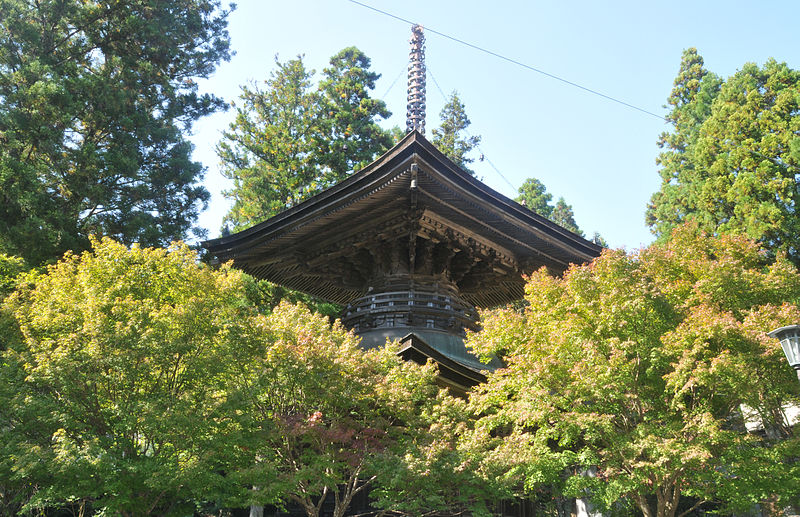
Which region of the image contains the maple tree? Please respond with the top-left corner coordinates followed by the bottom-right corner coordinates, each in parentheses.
top-left (466, 224), bottom-right (800, 517)
top-left (3, 238), bottom-right (263, 515)
top-left (0, 253), bottom-right (32, 515)
top-left (1, 239), bottom-right (457, 516)
top-left (368, 391), bottom-right (505, 517)
top-left (225, 302), bottom-right (447, 517)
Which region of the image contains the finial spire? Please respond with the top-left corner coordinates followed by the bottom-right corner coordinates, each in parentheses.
top-left (406, 24), bottom-right (426, 134)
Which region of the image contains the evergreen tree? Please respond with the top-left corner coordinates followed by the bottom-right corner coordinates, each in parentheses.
top-left (647, 50), bottom-right (800, 264)
top-left (646, 48), bottom-right (722, 238)
top-left (318, 47), bottom-right (393, 184)
top-left (550, 197), bottom-right (583, 236)
top-left (218, 56), bottom-right (324, 230)
top-left (515, 178), bottom-right (553, 217)
top-left (218, 49), bottom-right (392, 230)
top-left (694, 59), bottom-right (800, 259)
top-left (516, 177), bottom-right (587, 236)
top-left (591, 232), bottom-right (609, 248)
top-left (431, 91), bottom-right (481, 175)
top-left (0, 0), bottom-right (232, 265)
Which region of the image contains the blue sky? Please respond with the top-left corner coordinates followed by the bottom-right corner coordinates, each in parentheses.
top-left (190, 0), bottom-right (800, 249)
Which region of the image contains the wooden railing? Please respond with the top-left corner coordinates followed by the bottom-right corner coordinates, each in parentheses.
top-left (341, 290), bottom-right (478, 335)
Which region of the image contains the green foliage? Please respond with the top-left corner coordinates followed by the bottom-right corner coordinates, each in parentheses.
top-left (0, 252), bottom-right (29, 514)
top-left (0, 254), bottom-right (33, 515)
top-left (317, 47), bottom-right (393, 182)
top-left (648, 49), bottom-right (800, 264)
top-left (218, 49), bottom-right (392, 231)
top-left (0, 0), bottom-right (232, 265)
top-left (369, 390), bottom-right (505, 517)
top-left (550, 197), bottom-right (583, 236)
top-left (0, 345), bottom-right (38, 515)
top-left (516, 178), bottom-right (586, 237)
top-left (646, 48), bottom-right (723, 240)
top-left (243, 278), bottom-right (341, 319)
top-left (224, 302), bottom-right (443, 517)
top-left (0, 253), bottom-right (26, 297)
top-left (3, 238), bottom-right (262, 515)
top-left (516, 177), bottom-right (553, 217)
top-left (431, 91), bottom-right (482, 175)
top-left (218, 56), bottom-right (324, 230)
top-left (1, 238), bottom-right (457, 516)
top-left (466, 224), bottom-right (800, 517)
top-left (215, 50), bottom-right (388, 319)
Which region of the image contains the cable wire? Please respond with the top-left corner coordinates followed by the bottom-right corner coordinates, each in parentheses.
top-left (347, 0), bottom-right (667, 121)
top-left (482, 155), bottom-right (518, 194)
top-left (381, 66), bottom-right (406, 100)
top-left (427, 66), bottom-right (447, 102)
top-left (427, 67), bottom-right (518, 193)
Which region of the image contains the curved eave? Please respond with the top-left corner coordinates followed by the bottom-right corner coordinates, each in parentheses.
top-left (397, 332), bottom-right (488, 391)
top-left (405, 133), bottom-right (601, 262)
top-left (202, 131), bottom-right (603, 303)
top-left (203, 131), bottom-right (428, 259)
top-left (204, 131), bottom-right (601, 261)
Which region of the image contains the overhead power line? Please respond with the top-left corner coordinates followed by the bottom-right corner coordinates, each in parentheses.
top-left (347, 0), bottom-right (667, 121)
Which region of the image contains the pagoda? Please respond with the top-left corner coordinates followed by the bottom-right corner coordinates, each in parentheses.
top-left (203, 26), bottom-right (601, 393)
top-left (202, 129), bottom-right (601, 391)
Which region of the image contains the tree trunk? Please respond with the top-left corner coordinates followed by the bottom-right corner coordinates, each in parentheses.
top-left (633, 495), bottom-right (654, 517)
top-left (291, 487), bottom-right (324, 517)
top-left (332, 471), bottom-right (359, 517)
top-left (250, 484), bottom-right (264, 517)
top-left (655, 482), bottom-right (680, 517)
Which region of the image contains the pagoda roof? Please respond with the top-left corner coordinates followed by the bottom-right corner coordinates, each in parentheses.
top-left (203, 130), bottom-right (602, 306)
top-left (397, 332), bottom-right (488, 394)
